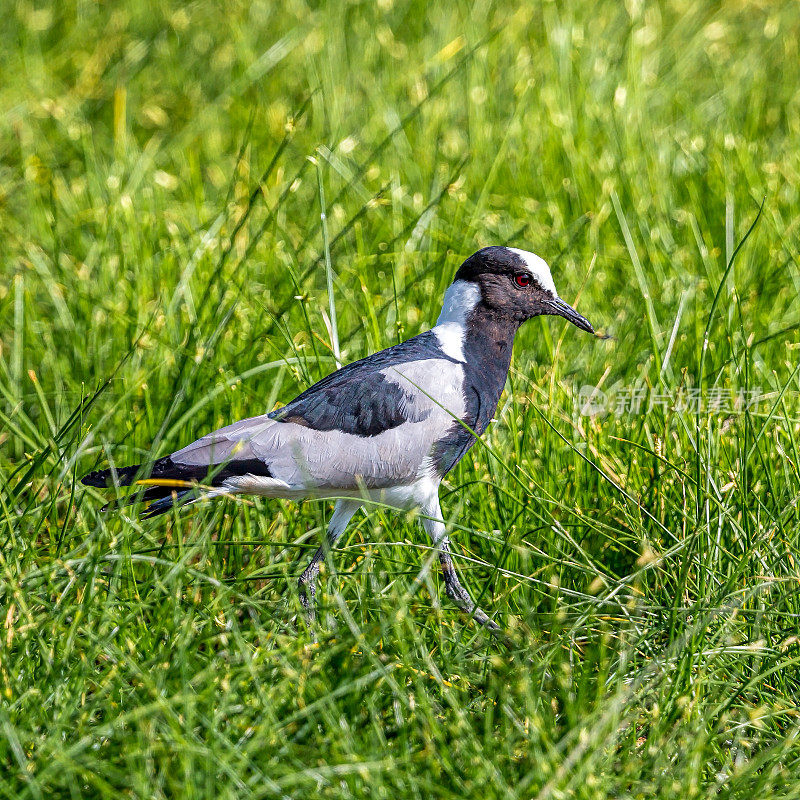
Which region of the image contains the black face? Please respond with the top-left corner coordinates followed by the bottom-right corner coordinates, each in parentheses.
top-left (454, 246), bottom-right (594, 333)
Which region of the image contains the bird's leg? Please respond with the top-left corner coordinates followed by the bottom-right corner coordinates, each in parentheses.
top-left (298, 499), bottom-right (361, 622)
top-left (420, 497), bottom-right (500, 632)
top-left (437, 540), bottom-right (499, 631)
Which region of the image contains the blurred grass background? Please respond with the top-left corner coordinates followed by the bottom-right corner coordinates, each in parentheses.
top-left (2, 0), bottom-right (800, 797)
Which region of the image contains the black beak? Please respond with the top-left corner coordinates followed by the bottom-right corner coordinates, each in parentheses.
top-left (547, 297), bottom-right (594, 334)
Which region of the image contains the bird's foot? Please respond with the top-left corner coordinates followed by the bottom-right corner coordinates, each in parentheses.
top-left (444, 578), bottom-right (500, 632)
top-left (298, 562), bottom-right (323, 647)
top-left (438, 548), bottom-right (500, 632)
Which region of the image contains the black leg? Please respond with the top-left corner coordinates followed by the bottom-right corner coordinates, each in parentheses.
top-left (297, 545), bottom-right (324, 618)
top-left (437, 540), bottom-right (500, 631)
top-left (420, 496), bottom-right (499, 632)
top-left (298, 499), bottom-right (361, 622)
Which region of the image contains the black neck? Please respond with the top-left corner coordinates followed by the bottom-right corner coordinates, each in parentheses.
top-left (460, 302), bottom-right (521, 434)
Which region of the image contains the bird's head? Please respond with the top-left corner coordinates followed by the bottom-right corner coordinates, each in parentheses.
top-left (451, 246), bottom-right (594, 333)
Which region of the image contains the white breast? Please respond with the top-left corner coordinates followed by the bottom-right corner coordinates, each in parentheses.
top-left (433, 280), bottom-right (480, 361)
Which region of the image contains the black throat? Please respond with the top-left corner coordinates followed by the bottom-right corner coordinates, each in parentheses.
top-left (461, 301), bottom-right (521, 436)
top-left (430, 298), bottom-right (522, 477)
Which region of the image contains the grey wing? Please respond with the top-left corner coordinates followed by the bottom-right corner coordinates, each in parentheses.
top-left (169, 359), bottom-right (466, 491)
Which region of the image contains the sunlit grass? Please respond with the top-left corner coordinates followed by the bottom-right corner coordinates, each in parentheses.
top-left (2, 1), bottom-right (800, 797)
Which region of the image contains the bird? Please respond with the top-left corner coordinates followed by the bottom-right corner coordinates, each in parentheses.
top-left (82, 245), bottom-right (595, 631)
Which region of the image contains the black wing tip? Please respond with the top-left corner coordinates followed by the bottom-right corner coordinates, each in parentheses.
top-left (81, 457), bottom-right (181, 488)
top-left (81, 470), bottom-right (108, 487)
top-left (97, 488), bottom-right (194, 518)
top-left (139, 490), bottom-right (193, 519)
top-left (81, 458), bottom-right (198, 519)
top-left (81, 464), bottom-right (142, 488)
top-left (81, 457), bottom-right (272, 490)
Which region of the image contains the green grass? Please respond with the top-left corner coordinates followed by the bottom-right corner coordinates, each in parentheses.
top-left (2, 1), bottom-right (800, 797)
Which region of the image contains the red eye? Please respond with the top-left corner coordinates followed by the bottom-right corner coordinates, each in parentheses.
top-left (514, 273), bottom-right (531, 288)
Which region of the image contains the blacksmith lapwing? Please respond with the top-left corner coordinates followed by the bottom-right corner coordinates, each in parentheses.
top-left (83, 246), bottom-right (595, 631)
